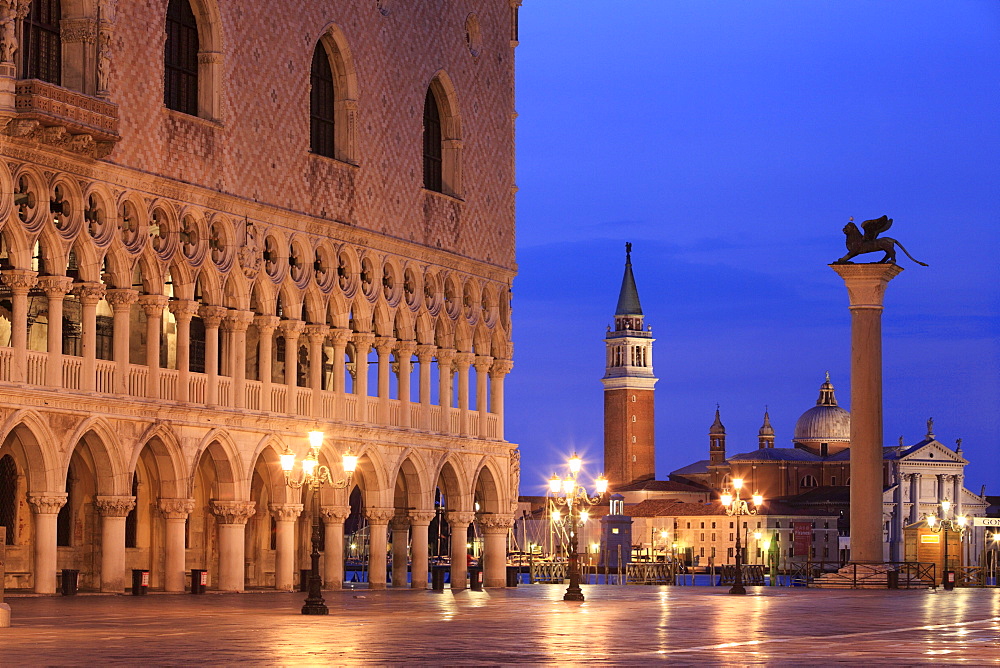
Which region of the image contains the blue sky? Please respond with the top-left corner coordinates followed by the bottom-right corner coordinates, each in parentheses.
top-left (506, 1), bottom-right (999, 496)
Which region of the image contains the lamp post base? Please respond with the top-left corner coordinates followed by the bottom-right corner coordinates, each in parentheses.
top-left (301, 600), bottom-right (329, 615)
top-left (728, 584), bottom-right (746, 595)
top-left (563, 585), bottom-right (585, 602)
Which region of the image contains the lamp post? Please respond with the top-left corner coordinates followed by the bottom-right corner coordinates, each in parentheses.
top-left (926, 500), bottom-right (968, 591)
top-left (548, 453), bottom-right (608, 602)
top-left (721, 478), bottom-right (763, 595)
top-left (281, 430), bottom-right (357, 615)
top-left (991, 532), bottom-right (1000, 585)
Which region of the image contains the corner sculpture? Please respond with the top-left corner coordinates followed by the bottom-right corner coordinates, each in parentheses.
top-left (834, 215), bottom-right (928, 266)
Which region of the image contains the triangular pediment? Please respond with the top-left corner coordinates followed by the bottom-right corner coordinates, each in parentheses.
top-left (900, 439), bottom-right (966, 465)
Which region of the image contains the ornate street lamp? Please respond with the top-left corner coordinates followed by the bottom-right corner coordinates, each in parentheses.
top-left (548, 452), bottom-right (608, 601)
top-left (281, 430), bottom-right (357, 615)
top-left (926, 499), bottom-right (968, 591)
top-left (721, 478), bottom-right (763, 595)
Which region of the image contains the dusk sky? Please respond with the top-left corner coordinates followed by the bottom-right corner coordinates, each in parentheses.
top-left (506, 1), bottom-right (999, 497)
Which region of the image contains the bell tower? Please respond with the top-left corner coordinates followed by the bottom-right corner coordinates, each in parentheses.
top-left (603, 243), bottom-right (657, 488)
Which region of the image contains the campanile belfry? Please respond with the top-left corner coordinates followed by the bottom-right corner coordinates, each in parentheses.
top-left (603, 243), bottom-right (658, 487)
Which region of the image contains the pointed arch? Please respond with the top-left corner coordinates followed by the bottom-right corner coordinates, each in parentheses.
top-left (246, 434), bottom-right (292, 504)
top-left (326, 289), bottom-right (349, 328)
top-left (0, 410), bottom-right (59, 491)
top-left (222, 270), bottom-right (250, 310)
top-left (433, 455), bottom-right (470, 511)
top-left (472, 456), bottom-right (505, 514)
top-left (130, 422), bottom-right (187, 499)
top-left (424, 71), bottom-right (463, 197)
top-left (277, 282), bottom-right (303, 320)
top-left (391, 449), bottom-right (431, 510)
top-left (194, 266), bottom-right (223, 306)
top-left (301, 286), bottom-right (326, 324)
top-left (64, 419), bottom-right (128, 496)
top-left (164, 0), bottom-right (223, 120)
top-left (190, 429), bottom-right (243, 499)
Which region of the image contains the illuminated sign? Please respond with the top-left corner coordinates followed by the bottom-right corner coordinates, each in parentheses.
top-left (920, 534), bottom-right (940, 544)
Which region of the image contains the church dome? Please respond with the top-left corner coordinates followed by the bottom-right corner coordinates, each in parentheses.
top-left (793, 373), bottom-right (850, 443)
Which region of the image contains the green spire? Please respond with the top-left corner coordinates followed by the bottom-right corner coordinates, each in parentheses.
top-left (615, 242), bottom-right (643, 316)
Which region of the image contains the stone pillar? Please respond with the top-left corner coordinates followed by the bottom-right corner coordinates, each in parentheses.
top-left (38, 276), bottom-right (74, 388)
top-left (936, 474), bottom-right (946, 505)
top-left (329, 328), bottom-right (350, 395)
top-left (953, 474), bottom-right (963, 516)
top-left (210, 501), bottom-right (256, 592)
top-left (374, 337), bottom-right (395, 426)
top-left (455, 352), bottom-right (475, 437)
top-left (436, 348), bottom-right (455, 433)
top-left (159, 498), bottom-right (194, 592)
top-left (2, 270), bottom-right (37, 383)
top-left (891, 468), bottom-right (904, 561)
top-left (408, 511), bottom-right (434, 589)
top-left (490, 359), bottom-right (513, 441)
top-left (270, 503), bottom-right (303, 591)
top-left (909, 473), bottom-right (921, 524)
top-left (365, 508), bottom-right (393, 590)
top-left (224, 310), bottom-right (254, 409)
top-left (474, 355), bottom-right (493, 439)
top-left (76, 283), bottom-right (106, 393)
top-left (320, 505), bottom-right (350, 589)
top-left (447, 511), bottom-right (475, 589)
top-left (830, 263), bottom-right (903, 564)
top-left (253, 315), bottom-right (279, 411)
top-left (480, 515), bottom-right (515, 588)
top-left (95, 495), bottom-right (136, 593)
top-left (27, 493), bottom-right (66, 594)
top-left (199, 305), bottom-right (227, 407)
top-left (416, 344), bottom-right (436, 431)
top-left (390, 514), bottom-right (410, 587)
top-left (278, 320), bottom-right (305, 414)
top-left (352, 333), bottom-right (375, 421)
top-left (168, 299), bottom-right (199, 402)
top-left (305, 324), bottom-right (328, 417)
top-left (396, 340), bottom-right (416, 429)
top-left (138, 294), bottom-right (169, 399)
top-left (106, 288), bottom-right (138, 395)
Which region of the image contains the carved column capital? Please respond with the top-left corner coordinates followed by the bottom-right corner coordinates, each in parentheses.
top-left (395, 340), bottom-right (417, 358)
top-left (409, 510), bottom-right (436, 526)
top-left (447, 511), bottom-right (476, 527)
top-left (329, 327), bottom-right (352, 346)
top-left (105, 288), bottom-right (138, 310)
top-left (304, 323), bottom-right (329, 343)
top-left (474, 355), bottom-right (494, 373)
top-left (138, 293), bottom-right (169, 316)
top-left (436, 347), bottom-right (456, 366)
top-left (491, 358), bottom-right (514, 376)
top-left (319, 505), bottom-right (352, 522)
top-left (210, 500), bottom-right (256, 525)
top-left (390, 514), bottom-right (411, 531)
top-left (27, 493), bottom-right (67, 514)
top-left (829, 263), bottom-right (904, 310)
top-left (158, 498), bottom-right (195, 519)
top-left (95, 495), bottom-right (136, 517)
top-left (278, 319), bottom-right (305, 339)
top-left (373, 336), bottom-right (396, 356)
top-left (477, 514), bottom-right (515, 534)
top-left (365, 507), bottom-right (395, 525)
top-left (221, 309), bottom-right (254, 332)
top-left (253, 314), bottom-right (281, 332)
top-left (454, 352), bottom-right (475, 369)
top-left (1, 269), bottom-right (38, 292)
top-left (269, 503), bottom-right (304, 520)
top-left (198, 305), bottom-right (228, 328)
top-left (36, 275), bottom-right (74, 296)
top-left (167, 298), bottom-right (200, 321)
top-left (74, 282), bottom-right (107, 305)
top-left (415, 344), bottom-right (437, 362)
top-left (61, 17), bottom-right (97, 44)
top-left (352, 332), bottom-right (376, 352)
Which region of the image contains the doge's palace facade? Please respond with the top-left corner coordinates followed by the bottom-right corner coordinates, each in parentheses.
top-left (0, 0), bottom-right (519, 593)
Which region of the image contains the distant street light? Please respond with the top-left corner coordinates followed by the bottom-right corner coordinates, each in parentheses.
top-left (548, 453), bottom-right (608, 601)
top-left (721, 478), bottom-right (763, 595)
top-left (926, 499), bottom-right (968, 591)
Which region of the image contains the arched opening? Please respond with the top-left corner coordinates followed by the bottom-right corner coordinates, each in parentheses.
top-left (164, 0), bottom-right (199, 115)
top-left (310, 43), bottom-right (335, 158)
top-left (21, 0), bottom-right (61, 85)
top-left (422, 88), bottom-right (442, 192)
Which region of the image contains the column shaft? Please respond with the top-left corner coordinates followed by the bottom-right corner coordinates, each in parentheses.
top-left (320, 506), bottom-right (350, 590)
top-left (409, 514), bottom-right (433, 589)
top-left (271, 504), bottom-right (303, 592)
top-left (106, 289), bottom-right (138, 395)
top-left (77, 284), bottom-right (105, 393)
top-left (28, 494), bottom-right (65, 594)
top-left (391, 518), bottom-right (409, 587)
top-left (169, 300), bottom-right (198, 403)
top-left (96, 496), bottom-right (136, 593)
top-left (366, 512), bottom-right (391, 590)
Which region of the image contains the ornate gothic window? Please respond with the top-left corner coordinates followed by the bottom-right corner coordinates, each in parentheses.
top-left (0, 455), bottom-right (17, 545)
top-left (310, 44), bottom-right (335, 158)
top-left (423, 88), bottom-right (443, 192)
top-left (164, 0), bottom-right (199, 115)
top-left (22, 0), bottom-right (61, 84)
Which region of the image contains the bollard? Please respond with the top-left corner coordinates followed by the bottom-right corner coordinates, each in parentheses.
top-left (191, 569), bottom-right (207, 594)
top-left (61, 569), bottom-right (79, 596)
top-left (132, 569), bottom-right (149, 595)
top-left (431, 565), bottom-right (447, 590)
top-left (506, 565), bottom-right (519, 587)
top-left (469, 566), bottom-right (483, 591)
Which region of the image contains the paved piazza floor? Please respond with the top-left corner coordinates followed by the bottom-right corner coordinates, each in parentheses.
top-left (1, 585), bottom-right (998, 665)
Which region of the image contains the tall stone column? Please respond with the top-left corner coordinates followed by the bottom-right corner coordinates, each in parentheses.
top-left (909, 473), bottom-right (921, 524)
top-left (447, 511), bottom-right (475, 589)
top-left (415, 344), bottom-right (436, 431)
top-left (159, 498), bottom-right (194, 592)
top-left (329, 328), bottom-right (350, 395)
top-left (96, 495), bottom-right (136, 593)
top-left (138, 294), bottom-right (169, 399)
top-left (490, 359), bottom-right (513, 441)
top-left (408, 511), bottom-right (434, 589)
top-left (3, 270), bottom-right (37, 383)
top-left (305, 324), bottom-right (328, 417)
top-left (253, 315), bottom-right (279, 411)
top-left (474, 355), bottom-right (493, 439)
top-left (455, 352), bottom-right (475, 437)
top-left (374, 337), bottom-right (395, 426)
top-left (106, 288), bottom-right (138, 395)
top-left (480, 515), bottom-right (515, 588)
top-left (38, 276), bottom-right (73, 388)
top-left (76, 283), bottom-right (106, 393)
top-left (395, 340), bottom-right (416, 428)
top-left (168, 299), bottom-right (199, 402)
top-left (352, 333), bottom-right (375, 421)
top-left (211, 500), bottom-right (256, 592)
top-left (365, 508), bottom-right (393, 590)
top-left (937, 474), bottom-right (946, 505)
top-left (28, 493), bottom-right (66, 594)
top-left (891, 467), bottom-right (904, 562)
top-left (830, 263), bottom-right (903, 564)
top-left (436, 348), bottom-right (456, 433)
top-left (270, 503), bottom-right (303, 591)
top-left (320, 505), bottom-right (350, 589)
top-left (390, 514), bottom-right (410, 587)
top-left (199, 305), bottom-right (227, 407)
top-left (224, 310), bottom-right (254, 409)
top-left (278, 320), bottom-right (305, 414)
top-left (953, 474), bottom-right (963, 516)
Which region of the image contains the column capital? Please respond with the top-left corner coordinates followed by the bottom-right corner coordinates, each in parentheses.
top-left (1, 269), bottom-right (38, 292)
top-left (447, 510), bottom-right (476, 526)
top-left (210, 500), bottom-right (256, 524)
top-left (36, 275), bottom-right (74, 296)
top-left (168, 298), bottom-right (200, 321)
top-left (477, 513), bottom-right (515, 533)
top-left (352, 332), bottom-right (376, 351)
top-left (304, 323), bottom-right (329, 343)
top-left (277, 319), bottom-right (305, 338)
top-left (408, 510), bottom-right (436, 525)
top-left (253, 314), bottom-right (281, 332)
top-left (27, 492), bottom-right (67, 514)
top-left (829, 263), bottom-right (904, 309)
top-left (365, 507), bottom-right (395, 525)
top-left (319, 505), bottom-right (352, 522)
top-left (373, 336), bottom-right (396, 355)
top-left (74, 281), bottom-right (107, 305)
top-left (395, 339), bottom-right (417, 358)
top-left (137, 293), bottom-right (170, 316)
top-left (329, 327), bottom-right (352, 346)
top-left (104, 288), bottom-right (139, 309)
top-left (221, 309), bottom-right (255, 332)
top-left (95, 495), bottom-right (136, 517)
top-left (269, 503), bottom-right (304, 520)
top-left (390, 514), bottom-right (411, 531)
top-left (454, 351), bottom-right (475, 368)
top-left (474, 354), bottom-right (494, 372)
top-left (415, 344), bottom-right (437, 361)
top-left (491, 358), bottom-right (514, 376)
top-left (158, 497), bottom-right (195, 519)
top-left (436, 347), bottom-right (456, 364)
top-left (198, 304), bottom-right (228, 327)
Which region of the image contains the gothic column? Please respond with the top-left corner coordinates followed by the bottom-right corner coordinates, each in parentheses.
top-left (138, 294), bottom-right (169, 399)
top-left (105, 288), bottom-right (138, 395)
top-left (76, 283), bottom-right (105, 392)
top-left (210, 501), bottom-right (256, 592)
top-left (395, 340), bottom-right (416, 429)
top-left (909, 473), bottom-right (921, 524)
top-left (28, 493), bottom-right (66, 594)
top-left (408, 511), bottom-right (434, 589)
top-left (447, 511), bottom-right (475, 589)
top-left (2, 270), bottom-right (37, 383)
top-left (38, 276), bottom-right (73, 388)
top-left (305, 324), bottom-right (328, 418)
top-left (168, 299), bottom-right (199, 402)
top-left (270, 503), bottom-right (303, 591)
top-left (253, 315), bottom-right (279, 411)
top-left (490, 359), bottom-right (513, 441)
top-left (320, 505), bottom-right (350, 589)
top-left (830, 263), bottom-right (903, 564)
top-left (159, 498), bottom-right (194, 592)
top-left (278, 320), bottom-right (305, 414)
top-left (953, 474), bottom-right (963, 516)
top-left (390, 514), bottom-right (410, 587)
top-left (329, 328), bottom-right (350, 395)
top-left (374, 337), bottom-right (395, 426)
top-left (95, 495), bottom-right (136, 593)
top-left (365, 508), bottom-right (393, 590)
top-left (199, 305), bottom-right (227, 407)
top-left (474, 355), bottom-right (493, 439)
top-left (224, 310), bottom-right (254, 409)
top-left (480, 515), bottom-right (515, 588)
top-left (455, 352), bottom-right (475, 437)
top-left (436, 348), bottom-right (456, 434)
top-left (416, 344), bottom-right (436, 431)
top-left (352, 333), bottom-right (375, 421)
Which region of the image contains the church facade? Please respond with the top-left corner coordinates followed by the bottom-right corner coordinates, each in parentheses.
top-left (0, 0), bottom-right (521, 594)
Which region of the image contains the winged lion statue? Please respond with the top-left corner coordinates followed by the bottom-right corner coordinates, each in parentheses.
top-left (834, 215), bottom-right (928, 266)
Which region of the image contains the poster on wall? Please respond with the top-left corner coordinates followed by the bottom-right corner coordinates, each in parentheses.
top-left (793, 522), bottom-right (812, 557)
